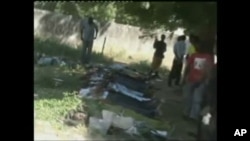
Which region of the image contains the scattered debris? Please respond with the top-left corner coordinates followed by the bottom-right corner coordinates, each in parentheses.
top-left (62, 63), bottom-right (169, 140)
top-left (79, 87), bottom-right (109, 100)
top-left (87, 109), bottom-right (168, 139)
top-left (112, 116), bottom-right (134, 130)
top-left (37, 57), bottom-right (64, 66)
top-left (151, 130), bottom-right (168, 138)
top-left (125, 126), bottom-right (140, 136)
top-left (108, 83), bottom-right (150, 102)
top-left (53, 78), bottom-right (64, 87)
top-left (63, 104), bottom-right (90, 127)
top-left (35, 54), bottom-right (79, 68)
top-left (77, 63), bottom-right (162, 118)
top-left (89, 117), bottom-right (111, 135)
top-left (34, 93), bottom-right (38, 99)
top-left (109, 63), bottom-right (126, 70)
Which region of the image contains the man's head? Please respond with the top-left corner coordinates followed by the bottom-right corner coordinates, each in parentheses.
top-left (177, 35), bottom-right (186, 42)
top-left (196, 41), bottom-right (211, 54)
top-left (181, 35), bottom-right (186, 41)
top-left (192, 36), bottom-right (201, 53)
top-left (189, 34), bottom-right (200, 46)
top-left (88, 17), bottom-right (94, 24)
top-left (177, 36), bottom-right (182, 41)
top-left (161, 34), bottom-right (166, 41)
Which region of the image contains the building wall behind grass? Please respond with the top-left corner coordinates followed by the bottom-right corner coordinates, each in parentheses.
top-left (34, 9), bottom-right (185, 69)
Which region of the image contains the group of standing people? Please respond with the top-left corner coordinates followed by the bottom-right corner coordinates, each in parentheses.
top-left (150, 33), bottom-right (217, 140)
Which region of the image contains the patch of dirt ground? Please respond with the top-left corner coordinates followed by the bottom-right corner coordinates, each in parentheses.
top-left (153, 78), bottom-right (197, 140)
top-left (34, 120), bottom-right (87, 140)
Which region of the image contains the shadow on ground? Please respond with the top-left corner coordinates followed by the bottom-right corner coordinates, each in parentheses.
top-left (34, 37), bottom-right (113, 64)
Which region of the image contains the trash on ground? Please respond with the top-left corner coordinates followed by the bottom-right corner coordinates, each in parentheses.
top-left (112, 116), bottom-right (134, 130)
top-left (102, 110), bottom-right (116, 123)
top-left (37, 57), bottom-right (63, 66)
top-left (63, 62), bottom-right (168, 140)
top-left (109, 63), bottom-right (126, 70)
top-left (79, 87), bottom-right (109, 100)
top-left (63, 106), bottom-right (89, 127)
top-left (77, 63), bottom-right (162, 118)
top-left (53, 78), bottom-right (64, 82)
top-left (150, 130), bottom-right (168, 138)
top-left (125, 126), bottom-right (140, 136)
top-left (108, 83), bottom-right (150, 102)
top-left (53, 78), bottom-right (64, 87)
top-left (86, 109), bottom-right (168, 140)
top-left (34, 93), bottom-right (38, 98)
top-left (36, 54), bottom-right (79, 68)
top-left (89, 117), bottom-right (111, 135)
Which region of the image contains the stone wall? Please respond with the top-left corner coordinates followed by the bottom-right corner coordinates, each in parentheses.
top-left (34, 8), bottom-right (184, 68)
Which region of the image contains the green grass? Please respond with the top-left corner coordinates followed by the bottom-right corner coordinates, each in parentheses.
top-left (34, 66), bottom-right (83, 130)
top-left (34, 38), bottom-right (81, 61)
top-left (34, 37), bottom-right (113, 64)
top-left (34, 37), bottom-right (172, 139)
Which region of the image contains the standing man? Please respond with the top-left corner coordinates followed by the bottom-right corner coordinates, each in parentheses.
top-left (80, 17), bottom-right (98, 64)
top-left (182, 41), bottom-right (214, 121)
top-left (185, 34), bottom-right (199, 59)
top-left (197, 63), bottom-right (217, 141)
top-left (149, 34), bottom-right (167, 78)
top-left (168, 35), bottom-right (186, 87)
top-left (188, 63), bottom-right (217, 141)
top-left (181, 34), bottom-right (200, 85)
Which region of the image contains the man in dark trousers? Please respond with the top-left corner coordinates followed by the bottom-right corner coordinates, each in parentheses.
top-left (149, 34), bottom-right (167, 78)
top-left (168, 35), bottom-right (186, 87)
top-left (187, 49), bottom-right (217, 141)
top-left (182, 41), bottom-right (214, 121)
top-left (197, 46), bottom-right (217, 141)
top-left (80, 17), bottom-right (98, 64)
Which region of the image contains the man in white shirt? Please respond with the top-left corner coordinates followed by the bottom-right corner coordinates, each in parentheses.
top-left (80, 17), bottom-right (98, 64)
top-left (168, 35), bottom-right (186, 87)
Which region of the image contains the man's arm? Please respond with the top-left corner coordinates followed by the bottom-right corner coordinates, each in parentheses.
top-left (163, 43), bottom-right (167, 52)
top-left (94, 23), bottom-right (98, 39)
top-left (153, 39), bottom-right (158, 49)
top-left (80, 21), bottom-right (85, 40)
top-left (204, 56), bottom-right (214, 83)
top-left (184, 55), bottom-right (193, 81)
top-left (173, 43), bottom-right (179, 59)
top-left (181, 43), bottom-right (186, 59)
top-left (202, 66), bottom-right (217, 116)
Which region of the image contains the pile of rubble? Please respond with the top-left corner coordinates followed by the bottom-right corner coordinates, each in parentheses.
top-left (64, 106), bottom-right (168, 141)
top-left (88, 109), bottom-right (168, 140)
top-left (78, 63), bottom-right (162, 118)
top-left (63, 63), bottom-right (169, 140)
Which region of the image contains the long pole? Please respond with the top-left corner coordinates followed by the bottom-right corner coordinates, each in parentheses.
top-left (101, 37), bottom-right (107, 55)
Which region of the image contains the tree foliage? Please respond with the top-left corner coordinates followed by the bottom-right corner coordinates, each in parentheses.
top-left (34, 1), bottom-right (217, 36)
top-left (123, 2), bottom-right (216, 33)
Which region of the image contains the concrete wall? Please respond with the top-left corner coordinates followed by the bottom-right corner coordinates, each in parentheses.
top-left (34, 8), bottom-right (184, 68)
